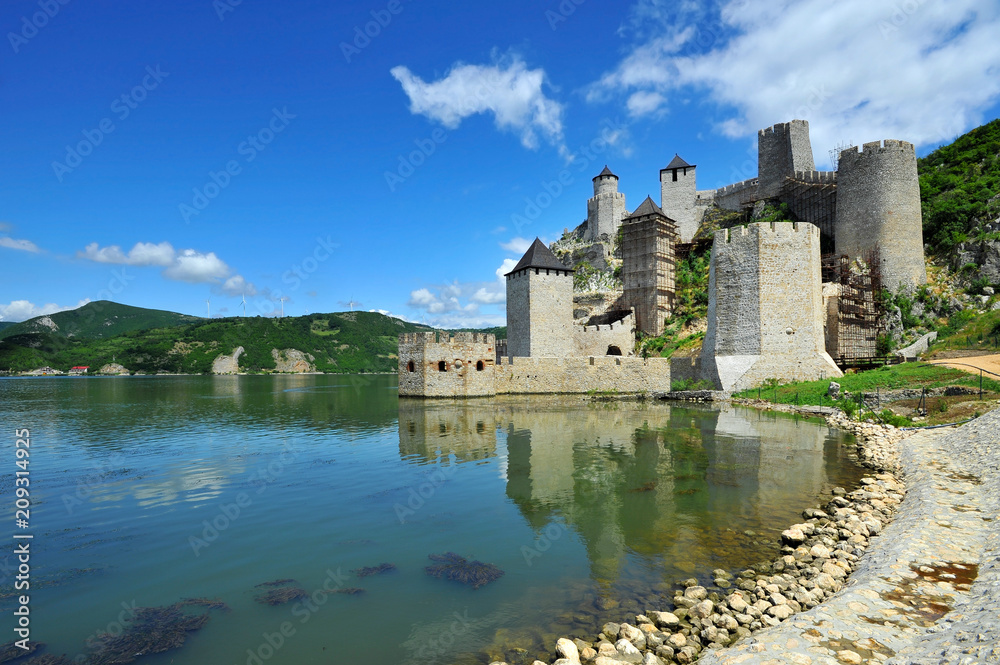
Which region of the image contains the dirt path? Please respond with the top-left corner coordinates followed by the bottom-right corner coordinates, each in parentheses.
top-left (928, 354), bottom-right (1000, 377)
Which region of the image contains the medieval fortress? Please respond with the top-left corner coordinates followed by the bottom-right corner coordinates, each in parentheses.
top-left (399, 119), bottom-right (926, 396)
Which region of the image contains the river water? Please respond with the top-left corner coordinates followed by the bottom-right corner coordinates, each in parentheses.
top-left (0, 375), bottom-right (863, 664)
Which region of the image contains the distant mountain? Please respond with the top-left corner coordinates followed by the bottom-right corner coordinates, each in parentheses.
top-left (0, 301), bottom-right (201, 341)
top-left (0, 322), bottom-right (15, 332)
top-left (0, 307), bottom-right (434, 375)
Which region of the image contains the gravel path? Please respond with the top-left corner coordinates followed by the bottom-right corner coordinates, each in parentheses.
top-left (697, 409), bottom-right (1000, 665)
top-left (928, 354), bottom-right (1000, 376)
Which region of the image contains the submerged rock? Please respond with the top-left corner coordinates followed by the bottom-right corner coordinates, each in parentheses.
top-left (425, 552), bottom-right (504, 589)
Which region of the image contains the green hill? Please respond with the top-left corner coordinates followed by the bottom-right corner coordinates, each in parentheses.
top-left (0, 306), bottom-right (435, 375)
top-left (0, 301), bottom-right (201, 341)
top-left (919, 118), bottom-right (1000, 254)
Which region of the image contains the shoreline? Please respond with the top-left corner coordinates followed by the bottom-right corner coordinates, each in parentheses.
top-left (492, 404), bottom-right (998, 665)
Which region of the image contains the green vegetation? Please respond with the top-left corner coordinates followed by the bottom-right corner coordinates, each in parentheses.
top-left (927, 308), bottom-right (1000, 355)
top-left (670, 378), bottom-right (715, 391)
top-left (0, 301), bottom-right (200, 341)
top-left (638, 244), bottom-right (711, 358)
top-left (0, 307), bottom-right (435, 375)
top-left (918, 118), bottom-right (1000, 254)
top-left (733, 362), bottom-right (1000, 407)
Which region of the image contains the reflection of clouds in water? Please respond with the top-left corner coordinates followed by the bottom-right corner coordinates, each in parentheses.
top-left (84, 461), bottom-right (245, 510)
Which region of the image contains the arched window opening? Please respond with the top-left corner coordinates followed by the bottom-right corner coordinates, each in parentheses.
top-left (476, 360), bottom-right (485, 371)
top-left (438, 361), bottom-right (447, 372)
top-left (407, 361), bottom-right (415, 372)
top-left (607, 345), bottom-right (623, 356)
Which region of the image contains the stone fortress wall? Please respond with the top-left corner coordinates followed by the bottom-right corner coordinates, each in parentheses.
top-left (398, 332), bottom-right (497, 397)
top-left (699, 222), bottom-right (843, 392)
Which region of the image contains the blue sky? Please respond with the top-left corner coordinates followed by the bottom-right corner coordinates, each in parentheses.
top-left (2, 0), bottom-right (999, 326)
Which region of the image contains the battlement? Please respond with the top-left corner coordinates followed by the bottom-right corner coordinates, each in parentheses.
top-left (719, 221), bottom-right (816, 246)
top-left (398, 332), bottom-right (496, 346)
top-left (838, 139), bottom-right (915, 169)
top-left (715, 178), bottom-right (759, 198)
top-left (758, 119), bottom-right (810, 138)
top-left (791, 170), bottom-right (837, 184)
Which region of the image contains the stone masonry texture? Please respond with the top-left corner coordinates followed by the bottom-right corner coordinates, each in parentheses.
top-left (835, 140), bottom-right (927, 291)
top-left (700, 222), bottom-right (843, 391)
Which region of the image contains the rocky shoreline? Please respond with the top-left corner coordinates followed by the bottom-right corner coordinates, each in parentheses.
top-left (488, 411), bottom-right (912, 665)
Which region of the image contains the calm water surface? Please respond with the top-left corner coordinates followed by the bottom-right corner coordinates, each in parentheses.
top-left (0, 375), bottom-right (863, 664)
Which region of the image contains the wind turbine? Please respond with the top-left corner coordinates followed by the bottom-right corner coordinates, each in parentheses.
top-left (279, 297), bottom-right (287, 318)
top-left (241, 293), bottom-right (247, 317)
top-left (206, 299), bottom-right (211, 319)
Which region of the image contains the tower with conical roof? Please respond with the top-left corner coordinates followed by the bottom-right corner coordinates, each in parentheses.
top-left (504, 238), bottom-right (575, 358)
top-left (621, 197), bottom-right (677, 336)
top-left (660, 154), bottom-right (700, 244)
top-left (585, 166), bottom-right (627, 242)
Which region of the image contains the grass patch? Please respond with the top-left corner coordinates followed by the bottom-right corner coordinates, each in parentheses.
top-left (734, 362), bottom-right (1000, 418)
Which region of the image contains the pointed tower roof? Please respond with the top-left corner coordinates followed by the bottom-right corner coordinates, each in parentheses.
top-left (505, 238), bottom-right (573, 275)
top-left (593, 165), bottom-right (618, 180)
top-left (625, 196), bottom-right (665, 219)
top-left (664, 154), bottom-right (694, 170)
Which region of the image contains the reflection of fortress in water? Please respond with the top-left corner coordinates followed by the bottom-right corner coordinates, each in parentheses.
top-left (398, 400), bottom-right (859, 583)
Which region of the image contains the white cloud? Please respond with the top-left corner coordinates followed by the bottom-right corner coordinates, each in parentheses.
top-left (163, 249), bottom-right (230, 283)
top-left (79, 241), bottom-right (175, 266)
top-left (220, 275), bottom-right (257, 297)
top-left (496, 258), bottom-right (518, 281)
top-left (0, 237), bottom-right (41, 253)
top-left (77, 241), bottom-right (256, 293)
top-left (500, 237), bottom-right (533, 254)
top-left (391, 54), bottom-right (567, 154)
top-left (0, 298), bottom-right (90, 323)
top-left (591, 0), bottom-right (1000, 162)
top-left (471, 287), bottom-right (505, 305)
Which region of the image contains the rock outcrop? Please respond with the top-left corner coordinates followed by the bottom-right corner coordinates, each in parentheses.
top-left (271, 348), bottom-right (316, 373)
top-left (212, 346), bottom-right (244, 375)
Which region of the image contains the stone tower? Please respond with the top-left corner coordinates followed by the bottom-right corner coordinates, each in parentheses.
top-left (660, 154), bottom-right (699, 243)
top-left (585, 166), bottom-right (627, 241)
top-left (621, 197), bottom-right (677, 336)
top-left (834, 140), bottom-right (926, 291)
top-left (700, 222), bottom-right (842, 392)
top-left (757, 120), bottom-right (816, 199)
top-left (505, 238), bottom-right (575, 358)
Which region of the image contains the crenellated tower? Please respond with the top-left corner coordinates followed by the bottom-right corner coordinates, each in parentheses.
top-left (585, 166), bottom-right (627, 241)
top-left (700, 222), bottom-right (842, 391)
top-left (834, 140), bottom-right (926, 291)
top-left (757, 120), bottom-right (816, 199)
